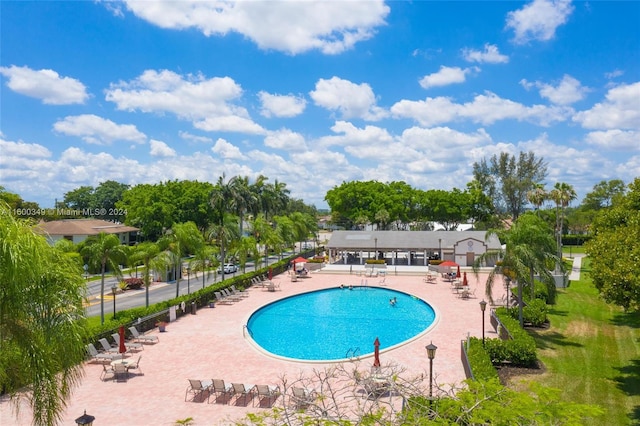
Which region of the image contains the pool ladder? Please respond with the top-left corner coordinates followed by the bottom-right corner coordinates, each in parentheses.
top-left (243, 324), bottom-right (253, 338)
top-left (345, 347), bottom-right (360, 360)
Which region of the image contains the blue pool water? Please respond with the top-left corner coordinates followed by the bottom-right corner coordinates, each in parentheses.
top-left (246, 287), bottom-right (436, 361)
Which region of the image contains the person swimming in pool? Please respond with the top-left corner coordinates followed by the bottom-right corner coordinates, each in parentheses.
top-left (390, 297), bottom-right (397, 306)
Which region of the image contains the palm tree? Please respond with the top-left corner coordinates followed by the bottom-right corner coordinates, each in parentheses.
top-left (190, 244), bottom-right (217, 289)
top-left (206, 214), bottom-right (240, 279)
top-left (474, 214), bottom-right (559, 327)
top-left (527, 183), bottom-right (547, 214)
top-left (549, 182), bottom-right (577, 269)
top-left (229, 175), bottom-right (256, 238)
top-left (1, 205), bottom-right (89, 426)
top-left (129, 241), bottom-right (160, 307)
top-left (236, 236), bottom-right (259, 273)
top-left (160, 222), bottom-right (204, 297)
top-left (82, 232), bottom-right (128, 324)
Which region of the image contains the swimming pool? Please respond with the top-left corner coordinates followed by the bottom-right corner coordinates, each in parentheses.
top-left (246, 287), bottom-right (436, 362)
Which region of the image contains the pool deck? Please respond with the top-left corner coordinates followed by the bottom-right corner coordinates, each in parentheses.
top-left (0, 268), bottom-right (506, 426)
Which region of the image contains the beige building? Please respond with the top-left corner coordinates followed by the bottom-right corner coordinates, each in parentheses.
top-left (37, 219), bottom-right (139, 245)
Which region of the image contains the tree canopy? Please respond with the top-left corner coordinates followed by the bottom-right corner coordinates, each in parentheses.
top-left (586, 178), bottom-right (640, 311)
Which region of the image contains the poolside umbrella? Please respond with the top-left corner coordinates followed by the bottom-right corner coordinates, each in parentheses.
top-left (456, 265), bottom-right (461, 278)
top-left (373, 337), bottom-right (381, 368)
top-left (292, 257), bottom-right (307, 271)
top-left (439, 260), bottom-right (458, 267)
top-left (268, 267), bottom-right (273, 280)
top-left (462, 271), bottom-right (468, 286)
top-left (118, 325), bottom-right (127, 359)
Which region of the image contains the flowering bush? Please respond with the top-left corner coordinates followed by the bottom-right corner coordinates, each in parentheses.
top-left (122, 277), bottom-right (144, 290)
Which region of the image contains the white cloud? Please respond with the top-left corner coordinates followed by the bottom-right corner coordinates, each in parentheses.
top-left (0, 138), bottom-right (52, 158)
top-left (520, 74), bottom-right (589, 105)
top-left (149, 139), bottom-right (177, 157)
top-left (211, 138), bottom-right (245, 160)
top-left (122, 0), bottom-right (389, 55)
top-left (585, 130), bottom-right (640, 151)
top-left (506, 0), bottom-right (574, 44)
top-left (178, 131), bottom-right (213, 143)
top-left (573, 81), bottom-right (640, 130)
top-left (258, 92), bottom-right (306, 118)
top-left (53, 114), bottom-right (147, 145)
top-left (264, 128), bottom-right (307, 151)
top-left (391, 92), bottom-right (572, 127)
top-left (318, 121), bottom-right (394, 149)
top-left (419, 66), bottom-right (478, 89)
top-left (0, 65), bottom-right (89, 105)
top-left (309, 77), bottom-right (387, 121)
top-left (105, 69), bottom-right (265, 134)
top-left (462, 44), bottom-right (509, 64)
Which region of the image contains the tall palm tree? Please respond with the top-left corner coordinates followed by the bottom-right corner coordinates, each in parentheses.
top-left (160, 222), bottom-right (204, 297)
top-left (1, 205), bottom-right (89, 426)
top-left (229, 175), bottom-right (256, 238)
top-left (549, 182), bottom-right (577, 269)
top-left (81, 232), bottom-right (128, 324)
top-left (236, 236), bottom-right (259, 273)
top-left (527, 183), bottom-right (547, 214)
top-left (129, 241), bottom-right (160, 307)
top-left (474, 214), bottom-right (559, 327)
top-left (206, 214), bottom-right (240, 279)
top-left (190, 244), bottom-right (217, 289)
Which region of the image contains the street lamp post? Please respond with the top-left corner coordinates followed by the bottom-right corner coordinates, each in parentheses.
top-left (425, 341), bottom-right (437, 407)
top-left (438, 238), bottom-right (442, 260)
top-left (111, 285), bottom-right (117, 319)
top-left (504, 275), bottom-right (512, 307)
top-left (374, 237), bottom-right (378, 260)
top-left (187, 265), bottom-right (191, 294)
top-left (75, 410), bottom-right (95, 426)
top-left (480, 300), bottom-right (487, 346)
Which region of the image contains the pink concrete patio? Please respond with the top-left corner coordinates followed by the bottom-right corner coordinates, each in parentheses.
top-left (1, 269), bottom-right (505, 426)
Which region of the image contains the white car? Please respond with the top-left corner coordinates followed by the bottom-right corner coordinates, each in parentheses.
top-left (218, 263), bottom-right (238, 274)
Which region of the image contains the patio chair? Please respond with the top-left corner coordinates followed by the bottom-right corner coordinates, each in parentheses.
top-left (255, 384), bottom-right (281, 408)
top-left (209, 379), bottom-right (233, 404)
top-left (86, 343), bottom-right (117, 362)
top-left (114, 363), bottom-right (128, 382)
top-left (185, 379), bottom-right (212, 402)
top-left (230, 383), bottom-right (256, 406)
top-left (214, 291), bottom-right (234, 305)
top-left (230, 285), bottom-right (250, 298)
top-left (111, 333), bottom-right (144, 352)
top-left (98, 338), bottom-right (120, 354)
top-left (126, 355), bottom-right (143, 375)
top-left (290, 387), bottom-right (317, 410)
top-left (128, 326), bottom-right (159, 344)
top-left (222, 288), bottom-right (243, 302)
top-left (100, 364), bottom-right (115, 381)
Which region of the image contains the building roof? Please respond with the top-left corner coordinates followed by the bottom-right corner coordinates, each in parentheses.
top-left (37, 219), bottom-right (138, 236)
top-left (326, 230), bottom-right (502, 250)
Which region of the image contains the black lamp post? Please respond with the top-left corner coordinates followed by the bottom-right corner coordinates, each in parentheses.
top-left (75, 410), bottom-right (95, 426)
top-left (186, 265), bottom-right (191, 294)
top-left (426, 341), bottom-right (437, 405)
top-left (374, 237), bottom-right (378, 260)
top-left (504, 275), bottom-right (512, 307)
top-left (480, 300), bottom-right (487, 346)
top-left (438, 238), bottom-right (442, 260)
top-left (111, 285), bottom-right (117, 319)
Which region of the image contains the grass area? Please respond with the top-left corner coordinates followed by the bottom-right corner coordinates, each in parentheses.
top-left (517, 257), bottom-right (640, 425)
top-left (563, 245), bottom-right (585, 255)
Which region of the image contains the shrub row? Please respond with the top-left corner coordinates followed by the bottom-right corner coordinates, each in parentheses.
top-left (466, 338), bottom-right (499, 381)
top-left (486, 310), bottom-right (537, 367)
top-left (500, 299), bottom-right (548, 327)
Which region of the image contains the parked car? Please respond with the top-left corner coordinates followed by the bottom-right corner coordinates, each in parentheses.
top-left (218, 263), bottom-right (238, 274)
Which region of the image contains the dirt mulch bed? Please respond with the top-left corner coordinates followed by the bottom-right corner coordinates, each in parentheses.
top-left (496, 360), bottom-right (546, 386)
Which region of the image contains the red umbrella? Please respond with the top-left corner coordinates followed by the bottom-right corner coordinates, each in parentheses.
top-left (462, 271), bottom-right (468, 286)
top-left (456, 265), bottom-right (461, 278)
top-left (118, 325), bottom-right (127, 358)
top-left (439, 260), bottom-right (458, 267)
top-left (268, 267), bottom-right (273, 280)
top-left (373, 337), bottom-right (381, 368)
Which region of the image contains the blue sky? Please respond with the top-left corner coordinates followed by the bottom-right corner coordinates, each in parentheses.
top-left (1, 0), bottom-right (639, 210)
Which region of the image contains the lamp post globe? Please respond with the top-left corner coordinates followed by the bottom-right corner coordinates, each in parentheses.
top-left (425, 341), bottom-right (437, 405)
top-left (75, 410), bottom-right (95, 426)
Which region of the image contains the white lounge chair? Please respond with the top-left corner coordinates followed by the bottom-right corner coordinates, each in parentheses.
top-left (185, 379), bottom-right (212, 402)
top-left (209, 379), bottom-right (233, 404)
top-left (112, 333), bottom-right (144, 352)
top-left (98, 338), bottom-right (120, 354)
top-left (214, 291), bottom-right (234, 305)
top-left (290, 387), bottom-right (317, 410)
top-left (86, 343), bottom-right (118, 362)
top-left (255, 384), bottom-right (280, 408)
top-left (100, 364), bottom-right (115, 381)
top-left (128, 326), bottom-right (159, 344)
top-left (230, 383), bottom-right (256, 406)
top-left (230, 285), bottom-right (250, 298)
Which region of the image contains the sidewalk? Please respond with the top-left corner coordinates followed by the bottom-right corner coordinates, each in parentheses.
top-left (567, 254), bottom-right (585, 282)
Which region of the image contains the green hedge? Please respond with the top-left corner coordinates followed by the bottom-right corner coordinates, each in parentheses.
top-left (499, 299), bottom-right (548, 327)
top-left (467, 338), bottom-right (499, 381)
top-left (487, 310), bottom-right (537, 367)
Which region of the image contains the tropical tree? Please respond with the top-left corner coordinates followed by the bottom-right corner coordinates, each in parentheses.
top-left (527, 183), bottom-right (547, 213)
top-left (472, 151), bottom-right (548, 220)
top-left (81, 232), bottom-right (128, 324)
top-left (0, 204), bottom-right (90, 426)
top-left (581, 179), bottom-right (627, 211)
top-left (206, 214), bottom-right (240, 278)
top-left (474, 213), bottom-right (559, 326)
top-left (160, 222), bottom-right (204, 297)
top-left (235, 236), bottom-right (260, 273)
top-left (229, 175), bottom-right (256, 237)
top-left (129, 241), bottom-right (160, 307)
top-left (549, 182), bottom-right (577, 269)
top-left (586, 178), bottom-right (640, 311)
top-left (251, 214), bottom-right (281, 268)
top-left (190, 244), bottom-right (218, 289)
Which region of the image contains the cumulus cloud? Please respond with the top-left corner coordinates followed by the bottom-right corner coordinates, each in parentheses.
top-left (462, 44), bottom-right (509, 64)
top-left (121, 0), bottom-right (389, 55)
top-left (585, 130), bottom-right (640, 151)
top-left (211, 138), bottom-right (245, 160)
top-left (391, 92), bottom-right (572, 127)
top-left (53, 114), bottom-right (147, 145)
top-left (506, 0), bottom-right (574, 44)
top-left (105, 69), bottom-right (265, 134)
top-left (258, 92), bottom-right (307, 118)
top-left (0, 138), bottom-right (52, 158)
top-left (0, 65), bottom-right (89, 105)
top-left (264, 128), bottom-right (307, 150)
top-left (309, 77), bottom-right (387, 121)
top-left (178, 131), bottom-right (213, 143)
top-left (149, 139), bottom-right (177, 157)
top-left (318, 121), bottom-right (394, 149)
top-left (573, 81), bottom-right (640, 130)
top-left (520, 74), bottom-right (589, 105)
top-left (419, 66), bottom-right (478, 89)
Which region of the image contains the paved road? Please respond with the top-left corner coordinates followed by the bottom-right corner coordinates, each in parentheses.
top-left (85, 253), bottom-right (295, 319)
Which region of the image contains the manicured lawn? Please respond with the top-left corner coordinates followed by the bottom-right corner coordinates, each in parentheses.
top-left (523, 257), bottom-right (640, 425)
